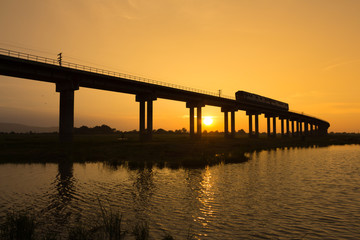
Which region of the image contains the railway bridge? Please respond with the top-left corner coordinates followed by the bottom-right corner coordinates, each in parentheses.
top-left (0, 48), bottom-right (330, 142)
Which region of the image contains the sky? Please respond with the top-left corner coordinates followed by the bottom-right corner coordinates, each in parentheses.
top-left (0, 0), bottom-right (359, 133)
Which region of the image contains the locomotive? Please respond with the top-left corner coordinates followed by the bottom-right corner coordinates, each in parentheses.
top-left (235, 90), bottom-right (289, 111)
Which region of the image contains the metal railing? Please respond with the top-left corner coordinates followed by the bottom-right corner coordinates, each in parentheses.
top-left (290, 110), bottom-right (328, 123)
top-left (0, 48), bottom-right (235, 100)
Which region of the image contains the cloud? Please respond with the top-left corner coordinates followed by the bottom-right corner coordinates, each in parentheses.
top-left (322, 59), bottom-right (360, 71)
top-left (329, 102), bottom-right (360, 112)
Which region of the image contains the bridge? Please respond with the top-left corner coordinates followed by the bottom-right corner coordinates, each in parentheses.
top-left (0, 48), bottom-right (330, 142)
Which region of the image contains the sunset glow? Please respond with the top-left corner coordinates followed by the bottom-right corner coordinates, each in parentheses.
top-left (203, 116), bottom-right (214, 126)
top-left (0, 1), bottom-right (359, 132)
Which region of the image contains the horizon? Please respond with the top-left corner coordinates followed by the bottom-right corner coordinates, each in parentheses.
top-left (0, 122), bottom-right (358, 134)
top-left (1, 0), bottom-right (360, 133)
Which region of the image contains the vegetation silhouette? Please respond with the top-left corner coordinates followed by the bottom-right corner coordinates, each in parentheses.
top-left (0, 206), bottom-right (195, 240)
top-left (0, 125), bottom-right (359, 169)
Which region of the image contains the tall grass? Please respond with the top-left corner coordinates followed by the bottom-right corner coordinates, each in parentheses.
top-left (97, 199), bottom-right (125, 240)
top-left (132, 222), bottom-right (149, 240)
top-left (0, 211), bottom-right (36, 240)
top-left (68, 225), bottom-right (91, 240)
top-left (0, 205), bottom-right (196, 240)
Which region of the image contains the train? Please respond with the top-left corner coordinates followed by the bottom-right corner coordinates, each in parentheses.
top-left (235, 90), bottom-right (289, 111)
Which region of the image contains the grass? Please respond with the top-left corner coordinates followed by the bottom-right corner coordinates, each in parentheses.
top-left (0, 208), bottom-right (192, 240)
top-left (0, 211), bottom-right (36, 240)
top-left (97, 199), bottom-right (125, 240)
top-left (132, 222), bottom-right (149, 240)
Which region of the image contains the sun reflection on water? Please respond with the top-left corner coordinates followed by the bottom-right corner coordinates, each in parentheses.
top-left (196, 166), bottom-right (215, 227)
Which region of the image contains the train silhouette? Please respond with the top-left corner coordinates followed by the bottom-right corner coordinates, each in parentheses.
top-left (236, 90), bottom-right (289, 111)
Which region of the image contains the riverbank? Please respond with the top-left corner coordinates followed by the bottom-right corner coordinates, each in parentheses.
top-left (0, 132), bottom-right (359, 167)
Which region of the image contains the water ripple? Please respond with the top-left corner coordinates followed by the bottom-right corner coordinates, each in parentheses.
top-left (0, 146), bottom-right (360, 239)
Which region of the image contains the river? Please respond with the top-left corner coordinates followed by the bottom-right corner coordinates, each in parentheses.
top-left (0, 144), bottom-right (359, 239)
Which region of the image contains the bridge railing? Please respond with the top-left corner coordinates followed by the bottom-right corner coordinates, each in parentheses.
top-left (0, 48), bottom-right (235, 100)
top-left (289, 110), bottom-right (328, 123)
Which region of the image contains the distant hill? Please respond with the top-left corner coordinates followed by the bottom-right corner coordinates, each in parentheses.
top-left (0, 122), bottom-right (58, 133)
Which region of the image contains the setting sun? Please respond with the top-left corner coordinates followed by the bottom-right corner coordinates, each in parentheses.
top-left (203, 116), bottom-right (214, 126)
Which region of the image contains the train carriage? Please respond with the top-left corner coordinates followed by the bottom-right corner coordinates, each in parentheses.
top-left (235, 90), bottom-right (289, 111)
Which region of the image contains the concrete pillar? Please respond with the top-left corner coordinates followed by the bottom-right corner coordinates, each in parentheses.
top-left (291, 120), bottom-right (295, 137)
top-left (248, 114), bottom-right (253, 137)
top-left (304, 122), bottom-right (308, 136)
top-left (299, 121), bottom-right (303, 136)
top-left (224, 111), bottom-right (229, 137)
top-left (56, 81), bottom-right (79, 143)
top-left (286, 119), bottom-right (290, 137)
top-left (281, 118), bottom-right (284, 137)
top-left (136, 94), bottom-right (156, 141)
top-left (59, 90), bottom-right (75, 143)
top-left (267, 116), bottom-right (271, 137)
top-left (254, 114), bottom-right (259, 138)
top-left (272, 116), bottom-right (277, 138)
top-left (147, 100), bottom-right (153, 138)
top-left (231, 111), bottom-right (235, 137)
top-left (187, 102), bottom-right (204, 139)
top-left (189, 107), bottom-right (195, 138)
top-left (223, 107), bottom-right (237, 138)
top-left (139, 100), bottom-right (145, 135)
top-left (197, 106), bottom-right (202, 138)
top-left (319, 124), bottom-right (329, 135)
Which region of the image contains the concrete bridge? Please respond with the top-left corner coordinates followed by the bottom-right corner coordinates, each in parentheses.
top-left (0, 48), bottom-right (330, 142)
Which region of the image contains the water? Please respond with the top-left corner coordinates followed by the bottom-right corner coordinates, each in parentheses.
top-left (0, 145), bottom-right (359, 239)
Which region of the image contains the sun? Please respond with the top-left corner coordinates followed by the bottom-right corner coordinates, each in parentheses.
top-left (203, 116), bottom-right (214, 126)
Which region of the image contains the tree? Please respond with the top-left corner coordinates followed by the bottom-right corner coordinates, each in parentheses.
top-left (238, 129), bottom-right (246, 135)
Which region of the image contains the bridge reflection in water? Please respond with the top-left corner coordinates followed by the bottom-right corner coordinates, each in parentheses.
top-left (0, 145), bottom-right (359, 238)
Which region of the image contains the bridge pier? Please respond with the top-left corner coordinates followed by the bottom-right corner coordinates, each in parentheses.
top-left (189, 106), bottom-right (195, 138)
top-left (286, 118), bottom-right (290, 137)
top-left (265, 114), bottom-right (277, 138)
top-left (196, 105), bottom-right (203, 138)
top-left (247, 112), bottom-right (259, 138)
top-left (266, 115), bottom-right (271, 138)
top-left (272, 116), bottom-right (277, 138)
top-left (136, 94), bottom-right (157, 141)
top-left (147, 100), bottom-right (153, 136)
top-left (248, 113), bottom-right (253, 137)
top-left (139, 101), bottom-right (145, 134)
top-left (291, 120), bottom-right (295, 137)
top-left (187, 102), bottom-right (205, 139)
top-left (318, 124), bottom-right (328, 136)
top-left (222, 107), bottom-right (237, 138)
top-left (224, 111), bottom-right (229, 137)
top-left (254, 114), bottom-right (259, 138)
top-left (231, 111), bottom-right (236, 137)
top-left (280, 118), bottom-right (285, 137)
top-left (56, 81), bottom-right (79, 143)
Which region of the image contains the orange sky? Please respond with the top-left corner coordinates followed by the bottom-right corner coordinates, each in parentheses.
top-left (0, 0), bottom-right (359, 133)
